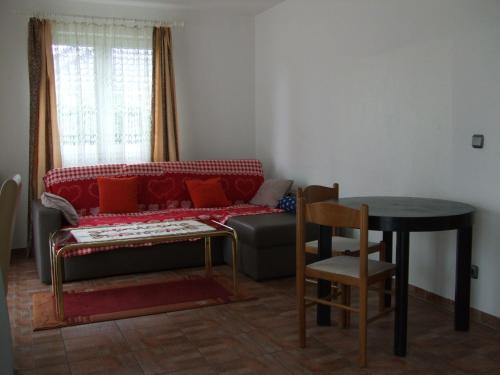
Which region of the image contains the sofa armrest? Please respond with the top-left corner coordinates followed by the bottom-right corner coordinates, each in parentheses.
top-left (32, 200), bottom-right (63, 284)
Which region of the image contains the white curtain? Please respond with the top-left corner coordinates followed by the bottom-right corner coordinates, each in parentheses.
top-left (52, 20), bottom-right (153, 167)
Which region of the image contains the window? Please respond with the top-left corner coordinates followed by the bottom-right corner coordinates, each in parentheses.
top-left (52, 21), bottom-right (153, 167)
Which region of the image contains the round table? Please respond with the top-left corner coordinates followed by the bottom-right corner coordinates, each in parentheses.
top-left (324, 196), bottom-right (474, 357)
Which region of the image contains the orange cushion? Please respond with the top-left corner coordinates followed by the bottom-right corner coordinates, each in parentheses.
top-left (97, 176), bottom-right (139, 213)
top-left (185, 177), bottom-right (232, 208)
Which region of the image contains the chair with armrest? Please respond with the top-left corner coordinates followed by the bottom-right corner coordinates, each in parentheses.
top-left (0, 174), bottom-right (22, 295)
top-left (296, 187), bottom-right (396, 367)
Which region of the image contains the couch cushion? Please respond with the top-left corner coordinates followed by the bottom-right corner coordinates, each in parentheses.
top-left (41, 192), bottom-right (79, 225)
top-left (250, 179), bottom-right (293, 208)
top-left (227, 213), bottom-right (309, 248)
top-left (97, 176), bottom-right (139, 213)
top-left (185, 177), bottom-right (231, 208)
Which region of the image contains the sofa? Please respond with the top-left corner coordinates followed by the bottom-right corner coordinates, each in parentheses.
top-left (32, 159), bottom-right (317, 283)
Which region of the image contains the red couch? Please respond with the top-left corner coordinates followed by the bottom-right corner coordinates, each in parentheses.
top-left (33, 160), bottom-right (283, 283)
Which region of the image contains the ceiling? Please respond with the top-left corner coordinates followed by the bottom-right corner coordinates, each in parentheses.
top-left (74, 0), bottom-right (285, 15)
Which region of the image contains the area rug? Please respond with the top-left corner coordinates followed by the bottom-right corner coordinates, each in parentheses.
top-left (32, 274), bottom-right (253, 330)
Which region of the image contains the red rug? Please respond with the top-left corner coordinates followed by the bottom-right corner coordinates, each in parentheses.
top-left (32, 274), bottom-right (253, 330)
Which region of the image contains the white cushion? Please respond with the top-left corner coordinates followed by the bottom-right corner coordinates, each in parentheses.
top-left (41, 192), bottom-right (79, 225)
top-left (250, 179), bottom-right (293, 207)
top-left (306, 237), bottom-right (378, 254)
top-left (307, 255), bottom-right (395, 278)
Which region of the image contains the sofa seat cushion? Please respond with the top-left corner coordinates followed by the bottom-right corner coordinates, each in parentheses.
top-left (227, 213), bottom-right (317, 248)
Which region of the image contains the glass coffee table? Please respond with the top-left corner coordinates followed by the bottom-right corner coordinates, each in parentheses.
top-left (49, 219), bottom-right (239, 320)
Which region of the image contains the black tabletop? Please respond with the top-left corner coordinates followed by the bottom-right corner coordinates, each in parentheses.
top-left (339, 196), bottom-right (474, 232)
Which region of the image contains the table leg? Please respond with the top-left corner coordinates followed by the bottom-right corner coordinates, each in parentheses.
top-left (455, 226), bottom-right (472, 331)
top-left (316, 225), bottom-right (333, 326)
top-left (395, 231), bottom-right (409, 357)
top-left (383, 231), bottom-right (393, 308)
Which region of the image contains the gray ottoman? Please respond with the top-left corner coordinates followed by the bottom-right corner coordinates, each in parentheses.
top-left (225, 213), bottom-right (318, 280)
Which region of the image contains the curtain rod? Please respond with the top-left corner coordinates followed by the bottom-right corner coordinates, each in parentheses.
top-left (14, 11), bottom-right (184, 29)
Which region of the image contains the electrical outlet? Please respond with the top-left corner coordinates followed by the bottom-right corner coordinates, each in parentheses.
top-left (472, 134), bottom-right (484, 148)
top-left (471, 265), bottom-right (479, 279)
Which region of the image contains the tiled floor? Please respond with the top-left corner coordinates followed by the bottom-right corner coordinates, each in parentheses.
top-left (7, 253), bottom-right (500, 374)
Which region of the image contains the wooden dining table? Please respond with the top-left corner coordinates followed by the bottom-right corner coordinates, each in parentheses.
top-left (315, 196), bottom-right (475, 357)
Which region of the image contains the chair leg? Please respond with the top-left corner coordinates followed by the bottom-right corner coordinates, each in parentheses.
top-left (378, 280), bottom-right (386, 313)
top-left (341, 284), bottom-right (351, 328)
top-left (298, 277), bottom-right (306, 348)
top-left (359, 284), bottom-right (368, 367)
top-left (379, 243), bottom-right (387, 312)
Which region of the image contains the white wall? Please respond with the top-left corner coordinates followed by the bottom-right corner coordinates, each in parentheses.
top-left (0, 0), bottom-right (255, 249)
top-left (256, 0), bottom-right (500, 317)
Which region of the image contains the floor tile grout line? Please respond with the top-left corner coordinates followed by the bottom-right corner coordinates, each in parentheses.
top-left (114, 319), bottom-right (149, 375)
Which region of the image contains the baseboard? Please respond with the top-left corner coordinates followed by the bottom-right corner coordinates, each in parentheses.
top-left (408, 284), bottom-right (500, 331)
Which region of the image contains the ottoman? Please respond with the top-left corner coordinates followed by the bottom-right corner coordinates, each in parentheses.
top-left (225, 213), bottom-right (318, 280)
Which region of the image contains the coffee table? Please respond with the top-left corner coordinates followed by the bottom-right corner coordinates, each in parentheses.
top-left (49, 219), bottom-right (239, 320)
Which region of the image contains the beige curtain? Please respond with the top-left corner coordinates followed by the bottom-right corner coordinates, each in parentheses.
top-left (151, 26), bottom-right (179, 161)
top-left (27, 18), bottom-right (61, 253)
top-left (28, 18), bottom-right (61, 197)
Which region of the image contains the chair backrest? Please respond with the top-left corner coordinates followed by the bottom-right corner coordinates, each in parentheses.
top-left (0, 175), bottom-right (22, 294)
top-left (302, 183), bottom-right (339, 204)
top-left (297, 186), bottom-right (370, 279)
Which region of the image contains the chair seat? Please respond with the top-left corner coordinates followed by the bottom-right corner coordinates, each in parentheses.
top-left (307, 256), bottom-right (395, 278)
top-left (306, 237), bottom-right (379, 255)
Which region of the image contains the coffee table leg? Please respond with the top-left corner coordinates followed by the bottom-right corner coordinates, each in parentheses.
top-left (54, 251), bottom-right (64, 320)
top-left (395, 231), bottom-right (409, 357)
top-left (50, 239), bottom-right (55, 295)
top-left (383, 231), bottom-right (393, 308)
top-left (455, 226), bottom-right (472, 331)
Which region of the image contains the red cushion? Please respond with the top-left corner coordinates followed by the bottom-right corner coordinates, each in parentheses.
top-left (185, 177), bottom-right (232, 208)
top-left (97, 176), bottom-right (139, 213)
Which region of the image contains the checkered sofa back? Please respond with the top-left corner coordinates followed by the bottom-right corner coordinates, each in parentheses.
top-left (44, 160), bottom-right (264, 214)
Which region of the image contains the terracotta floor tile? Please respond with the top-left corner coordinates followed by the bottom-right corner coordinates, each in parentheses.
top-left (134, 346), bottom-right (209, 375)
top-left (166, 365), bottom-right (218, 375)
top-left (61, 320), bottom-right (118, 339)
top-left (64, 329), bottom-right (130, 363)
top-left (69, 353), bottom-right (140, 375)
top-left (31, 340), bottom-right (67, 368)
top-left (16, 363), bottom-right (71, 375)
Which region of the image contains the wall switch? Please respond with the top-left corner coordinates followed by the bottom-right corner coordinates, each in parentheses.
top-left (471, 265), bottom-right (479, 279)
top-left (472, 134), bottom-right (484, 148)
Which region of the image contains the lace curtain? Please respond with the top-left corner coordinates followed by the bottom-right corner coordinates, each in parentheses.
top-left (52, 21), bottom-right (153, 167)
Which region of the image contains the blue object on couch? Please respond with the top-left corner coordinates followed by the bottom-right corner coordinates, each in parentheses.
top-left (278, 194), bottom-right (296, 213)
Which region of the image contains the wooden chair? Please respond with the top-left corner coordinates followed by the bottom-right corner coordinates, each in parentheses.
top-left (301, 184), bottom-right (387, 329)
top-left (0, 175), bottom-right (22, 295)
top-left (296, 187), bottom-right (396, 367)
